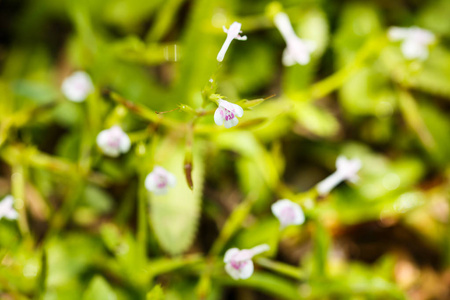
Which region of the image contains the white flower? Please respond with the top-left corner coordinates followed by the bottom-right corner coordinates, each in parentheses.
top-left (217, 22), bottom-right (247, 62)
top-left (61, 71), bottom-right (94, 102)
top-left (317, 156), bottom-right (362, 196)
top-left (271, 199), bottom-right (305, 229)
top-left (214, 99), bottom-right (244, 128)
top-left (274, 12), bottom-right (316, 66)
top-left (388, 26), bottom-right (435, 60)
top-left (96, 126), bottom-right (131, 157)
top-left (224, 244), bottom-right (270, 280)
top-left (0, 195), bottom-right (18, 220)
top-left (145, 166), bottom-right (177, 195)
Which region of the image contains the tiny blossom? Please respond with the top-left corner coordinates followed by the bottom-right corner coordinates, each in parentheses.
top-left (388, 26), bottom-right (435, 60)
top-left (96, 126), bottom-right (131, 157)
top-left (61, 71), bottom-right (94, 102)
top-left (317, 156), bottom-right (362, 196)
top-left (224, 244), bottom-right (270, 280)
top-left (145, 166), bottom-right (177, 195)
top-left (271, 199), bottom-right (305, 229)
top-left (214, 99), bottom-right (244, 128)
top-left (217, 22), bottom-right (247, 62)
top-left (274, 12), bottom-right (316, 66)
top-left (0, 195), bottom-right (18, 220)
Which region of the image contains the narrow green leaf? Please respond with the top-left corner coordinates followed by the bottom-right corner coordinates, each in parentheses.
top-left (82, 276), bottom-right (116, 300)
top-left (147, 284), bottom-right (164, 300)
top-left (149, 140), bottom-right (205, 255)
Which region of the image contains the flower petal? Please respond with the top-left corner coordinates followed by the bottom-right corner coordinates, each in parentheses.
top-left (239, 260), bottom-right (254, 279)
top-left (231, 103), bottom-right (244, 118)
top-left (120, 134), bottom-right (131, 153)
top-left (224, 117), bottom-right (239, 128)
top-left (271, 199), bottom-right (289, 217)
top-left (214, 107), bottom-right (224, 126)
top-left (225, 263), bottom-right (242, 280)
top-left (224, 248), bottom-right (240, 263)
top-left (401, 40), bottom-right (428, 60)
top-left (282, 48), bottom-right (296, 66)
top-left (388, 27), bottom-right (409, 41)
top-left (145, 173), bottom-right (158, 191)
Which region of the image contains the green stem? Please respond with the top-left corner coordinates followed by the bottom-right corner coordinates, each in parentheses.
top-left (12, 164), bottom-right (29, 236)
top-left (137, 169), bottom-right (148, 265)
top-left (310, 35), bottom-right (388, 99)
top-left (255, 258), bottom-right (305, 280)
top-left (209, 193), bottom-right (258, 256)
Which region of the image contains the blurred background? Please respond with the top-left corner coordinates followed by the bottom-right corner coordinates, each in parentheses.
top-left (1, 0), bottom-right (450, 299)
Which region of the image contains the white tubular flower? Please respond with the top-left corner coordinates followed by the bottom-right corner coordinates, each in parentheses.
top-left (96, 126), bottom-right (131, 157)
top-left (214, 99), bottom-right (244, 128)
top-left (317, 156), bottom-right (362, 196)
top-left (217, 22), bottom-right (247, 62)
top-left (271, 199), bottom-right (305, 229)
top-left (388, 26), bottom-right (435, 60)
top-left (274, 12), bottom-right (316, 66)
top-left (224, 244), bottom-right (270, 280)
top-left (145, 166), bottom-right (177, 195)
top-left (0, 195), bottom-right (18, 220)
top-left (61, 71), bottom-right (94, 102)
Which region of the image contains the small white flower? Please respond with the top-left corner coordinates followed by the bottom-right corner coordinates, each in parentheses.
top-left (274, 12), bottom-right (316, 66)
top-left (61, 71), bottom-right (94, 102)
top-left (317, 156), bottom-right (362, 196)
top-left (224, 244), bottom-right (270, 280)
top-left (0, 195), bottom-right (18, 220)
top-left (388, 26), bottom-right (435, 60)
top-left (217, 22), bottom-right (247, 62)
top-left (214, 99), bottom-right (244, 128)
top-left (96, 126), bottom-right (131, 157)
top-left (145, 166), bottom-right (177, 195)
top-left (271, 199), bottom-right (305, 229)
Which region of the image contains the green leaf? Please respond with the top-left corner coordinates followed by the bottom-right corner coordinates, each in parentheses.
top-left (147, 284), bottom-right (164, 300)
top-left (82, 276), bottom-right (117, 300)
top-left (217, 272), bottom-right (300, 300)
top-left (149, 140), bottom-right (205, 255)
top-left (292, 101), bottom-right (340, 137)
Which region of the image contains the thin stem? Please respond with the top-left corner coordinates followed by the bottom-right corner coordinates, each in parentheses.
top-left (12, 164), bottom-right (29, 236)
top-left (310, 35), bottom-right (388, 99)
top-left (209, 193), bottom-right (258, 256)
top-left (255, 257), bottom-right (305, 280)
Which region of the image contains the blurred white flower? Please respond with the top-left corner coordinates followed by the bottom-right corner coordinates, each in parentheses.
top-left (217, 22), bottom-right (247, 62)
top-left (214, 99), bottom-right (244, 128)
top-left (317, 156), bottom-right (362, 196)
top-left (145, 166), bottom-right (177, 195)
top-left (388, 26), bottom-right (435, 60)
top-left (271, 199), bottom-right (305, 229)
top-left (96, 125), bottom-right (131, 157)
top-left (0, 195), bottom-right (18, 220)
top-left (61, 71), bottom-right (94, 102)
top-left (274, 12), bottom-right (316, 66)
top-left (224, 244), bottom-right (270, 280)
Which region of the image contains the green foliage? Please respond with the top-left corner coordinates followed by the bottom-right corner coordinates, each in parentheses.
top-left (1, 0), bottom-right (450, 299)
top-left (149, 139), bottom-right (205, 255)
top-left (83, 276), bottom-right (117, 300)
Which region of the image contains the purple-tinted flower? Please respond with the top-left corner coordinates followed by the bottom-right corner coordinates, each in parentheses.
top-left (317, 156), bottom-right (362, 195)
top-left (271, 199), bottom-right (305, 229)
top-left (61, 71), bottom-right (94, 102)
top-left (145, 166), bottom-right (177, 195)
top-left (274, 12), bottom-right (316, 66)
top-left (96, 126), bottom-right (131, 157)
top-left (214, 99), bottom-right (244, 128)
top-left (0, 195), bottom-right (18, 220)
top-left (224, 244), bottom-right (270, 280)
top-left (217, 22), bottom-right (247, 62)
top-left (388, 26), bottom-right (435, 60)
